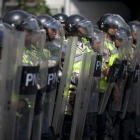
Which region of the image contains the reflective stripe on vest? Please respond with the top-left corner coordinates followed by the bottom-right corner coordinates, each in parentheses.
top-left (104, 41), bottom-right (118, 55)
top-left (74, 55), bottom-right (82, 63)
top-left (104, 41), bottom-right (119, 67)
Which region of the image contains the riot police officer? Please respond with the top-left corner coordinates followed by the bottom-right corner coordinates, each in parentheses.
top-left (58, 14), bottom-right (94, 140)
top-left (120, 21), bottom-right (140, 140)
top-left (3, 10), bottom-right (43, 140)
top-left (82, 26), bottom-right (105, 140)
top-left (53, 13), bottom-right (69, 69)
top-left (97, 14), bottom-right (126, 140)
top-left (53, 13), bottom-right (68, 28)
top-left (38, 14), bottom-right (64, 140)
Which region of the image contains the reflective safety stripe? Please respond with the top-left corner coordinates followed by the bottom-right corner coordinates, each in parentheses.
top-left (26, 49), bottom-right (38, 59)
top-left (23, 55), bottom-right (34, 66)
top-left (85, 48), bottom-right (87, 53)
top-left (74, 55), bottom-right (82, 63)
top-left (104, 41), bottom-right (118, 55)
top-left (110, 49), bottom-right (118, 55)
top-left (16, 111), bottom-right (19, 117)
top-left (43, 49), bottom-right (50, 58)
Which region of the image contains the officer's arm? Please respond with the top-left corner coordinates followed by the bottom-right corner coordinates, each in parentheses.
top-left (112, 82), bottom-right (119, 102)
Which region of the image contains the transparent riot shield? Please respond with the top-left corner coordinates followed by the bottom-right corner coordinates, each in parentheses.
top-left (51, 37), bottom-right (78, 137)
top-left (98, 39), bottom-right (124, 115)
top-left (14, 30), bottom-right (43, 140)
top-left (30, 29), bottom-right (48, 140)
top-left (135, 65), bottom-right (140, 116)
top-left (88, 31), bottom-right (104, 114)
top-left (120, 35), bottom-right (139, 119)
top-left (135, 48), bottom-right (140, 116)
top-left (112, 32), bottom-right (129, 111)
top-left (69, 52), bottom-right (95, 140)
top-left (41, 37), bottom-right (63, 136)
top-left (127, 30), bottom-right (140, 115)
top-left (6, 30), bottom-right (25, 140)
top-left (0, 25), bottom-right (24, 140)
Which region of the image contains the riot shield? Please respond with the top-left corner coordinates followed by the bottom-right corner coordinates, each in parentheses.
top-left (14, 30), bottom-right (43, 140)
top-left (51, 37), bottom-right (78, 137)
top-left (5, 30), bottom-right (25, 140)
top-left (135, 65), bottom-right (140, 116)
top-left (88, 31), bottom-right (105, 114)
top-left (69, 52), bottom-right (96, 140)
top-left (135, 51), bottom-right (140, 116)
top-left (98, 39), bottom-right (124, 115)
top-left (127, 30), bottom-right (140, 115)
top-left (0, 25), bottom-right (24, 140)
top-left (41, 37), bottom-right (63, 136)
top-left (112, 31), bottom-right (129, 112)
top-left (120, 34), bottom-right (139, 119)
top-left (30, 29), bottom-right (48, 140)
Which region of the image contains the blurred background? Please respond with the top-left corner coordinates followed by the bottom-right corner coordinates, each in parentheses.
top-left (1, 0), bottom-right (140, 25)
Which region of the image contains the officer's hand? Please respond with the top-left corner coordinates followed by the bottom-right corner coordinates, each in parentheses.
top-left (112, 88), bottom-right (119, 103)
top-left (124, 72), bottom-right (128, 87)
top-left (69, 91), bottom-right (76, 105)
top-left (102, 67), bottom-right (110, 76)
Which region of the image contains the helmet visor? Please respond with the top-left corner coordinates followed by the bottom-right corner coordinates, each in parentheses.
top-left (105, 15), bottom-right (126, 28)
top-left (22, 16), bottom-right (39, 31)
top-left (43, 18), bottom-right (64, 38)
top-left (76, 19), bottom-right (94, 38)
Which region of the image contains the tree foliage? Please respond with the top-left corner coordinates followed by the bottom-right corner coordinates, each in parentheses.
top-left (16, 0), bottom-right (52, 16)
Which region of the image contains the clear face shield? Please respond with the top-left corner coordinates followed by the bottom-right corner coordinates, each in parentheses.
top-left (115, 30), bottom-right (128, 61)
top-left (43, 18), bottom-right (64, 40)
top-left (22, 16), bottom-right (40, 31)
top-left (132, 26), bottom-right (140, 42)
top-left (92, 32), bottom-right (105, 55)
top-left (105, 15), bottom-right (126, 28)
top-left (76, 19), bottom-right (94, 38)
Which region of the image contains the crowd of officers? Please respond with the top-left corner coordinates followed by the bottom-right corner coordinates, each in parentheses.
top-left (0, 9), bottom-right (140, 140)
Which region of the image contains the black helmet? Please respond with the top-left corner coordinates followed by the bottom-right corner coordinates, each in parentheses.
top-left (98, 14), bottom-right (126, 32)
top-left (29, 14), bottom-right (43, 29)
top-left (37, 14), bottom-right (52, 31)
top-left (92, 26), bottom-right (102, 41)
top-left (65, 14), bottom-right (85, 34)
top-left (97, 13), bottom-right (112, 30)
top-left (38, 14), bottom-right (64, 41)
top-left (93, 26), bottom-right (101, 36)
top-left (128, 21), bottom-right (140, 33)
top-left (53, 13), bottom-right (68, 23)
top-left (37, 14), bottom-right (52, 24)
top-left (115, 30), bottom-right (127, 41)
top-left (3, 10), bottom-right (39, 31)
top-left (118, 24), bottom-right (131, 38)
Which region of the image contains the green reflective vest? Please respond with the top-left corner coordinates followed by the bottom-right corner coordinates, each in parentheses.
top-left (68, 38), bottom-right (92, 101)
top-left (100, 41), bottom-right (118, 92)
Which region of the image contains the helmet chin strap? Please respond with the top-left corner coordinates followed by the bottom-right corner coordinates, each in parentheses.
top-left (78, 30), bottom-right (86, 38)
top-left (108, 32), bottom-right (115, 41)
top-left (46, 32), bottom-right (53, 42)
top-left (133, 39), bottom-right (136, 45)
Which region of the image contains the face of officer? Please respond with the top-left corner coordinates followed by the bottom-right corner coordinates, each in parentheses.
top-left (108, 27), bottom-right (118, 36)
top-left (61, 22), bottom-right (65, 27)
top-left (48, 28), bottom-right (57, 40)
top-left (77, 27), bottom-right (87, 38)
top-left (115, 39), bottom-right (122, 48)
top-left (131, 31), bottom-right (137, 41)
top-left (92, 39), bottom-right (101, 52)
top-left (24, 29), bottom-right (40, 44)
